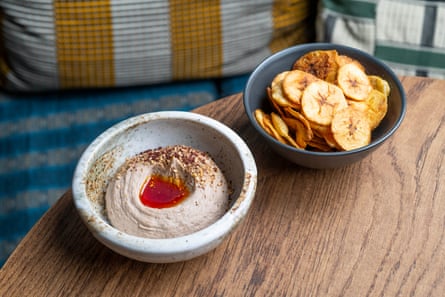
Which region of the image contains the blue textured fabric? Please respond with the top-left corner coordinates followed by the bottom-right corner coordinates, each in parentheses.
top-left (218, 74), bottom-right (250, 98)
top-left (0, 75), bottom-right (250, 267)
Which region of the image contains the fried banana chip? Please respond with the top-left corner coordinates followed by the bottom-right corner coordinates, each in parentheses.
top-left (309, 121), bottom-right (338, 149)
top-left (369, 75), bottom-right (391, 97)
top-left (271, 112), bottom-right (300, 148)
top-left (307, 135), bottom-right (334, 152)
top-left (336, 55), bottom-right (366, 71)
top-left (301, 80), bottom-right (348, 126)
top-left (255, 109), bottom-right (272, 134)
top-left (364, 89), bottom-right (388, 130)
top-left (282, 116), bottom-right (313, 148)
top-left (264, 113), bottom-right (288, 144)
top-left (281, 70), bottom-right (318, 109)
top-left (331, 108), bottom-right (371, 151)
top-left (284, 107), bottom-right (313, 130)
top-left (323, 131), bottom-right (339, 149)
top-left (256, 49), bottom-right (390, 153)
top-left (267, 87), bottom-right (286, 117)
top-left (337, 62), bottom-right (372, 101)
top-left (347, 99), bottom-right (368, 114)
top-left (269, 71), bottom-right (292, 107)
top-left (293, 50), bottom-right (339, 83)
top-left (256, 109), bottom-right (288, 144)
top-left (309, 120), bottom-right (329, 136)
top-left (336, 55), bottom-right (355, 67)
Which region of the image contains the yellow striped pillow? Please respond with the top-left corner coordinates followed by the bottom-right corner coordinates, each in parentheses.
top-left (0, 0), bottom-right (316, 91)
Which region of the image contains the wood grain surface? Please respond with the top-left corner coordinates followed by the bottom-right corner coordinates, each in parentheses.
top-left (1, 76), bottom-right (444, 296)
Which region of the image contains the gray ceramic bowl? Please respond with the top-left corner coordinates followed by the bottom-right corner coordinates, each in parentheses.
top-left (243, 43), bottom-right (406, 168)
top-left (72, 111), bottom-right (257, 263)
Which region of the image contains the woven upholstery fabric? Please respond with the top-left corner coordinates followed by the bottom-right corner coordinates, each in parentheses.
top-left (0, 0), bottom-right (316, 91)
top-left (317, 0), bottom-right (445, 78)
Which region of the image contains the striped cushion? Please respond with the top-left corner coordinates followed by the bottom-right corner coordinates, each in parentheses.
top-left (0, 0), bottom-right (316, 91)
top-left (317, 0), bottom-right (445, 78)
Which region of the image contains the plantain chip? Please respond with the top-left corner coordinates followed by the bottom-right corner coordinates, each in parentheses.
top-left (255, 49), bottom-right (390, 151)
top-left (331, 108), bottom-right (371, 151)
top-left (293, 49), bottom-right (339, 83)
top-left (301, 80), bottom-right (347, 126)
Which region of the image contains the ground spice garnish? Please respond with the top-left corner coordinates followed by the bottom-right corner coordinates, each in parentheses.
top-left (115, 145), bottom-right (219, 189)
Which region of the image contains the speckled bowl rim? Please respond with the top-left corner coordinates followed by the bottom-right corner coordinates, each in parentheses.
top-left (243, 42), bottom-right (407, 157)
top-left (72, 111), bottom-right (257, 261)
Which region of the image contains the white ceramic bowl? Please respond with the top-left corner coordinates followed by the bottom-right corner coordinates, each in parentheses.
top-left (72, 111), bottom-right (257, 263)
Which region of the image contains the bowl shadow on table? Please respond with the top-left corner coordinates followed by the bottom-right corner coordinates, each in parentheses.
top-left (51, 200), bottom-right (235, 297)
top-left (49, 195), bottom-right (246, 291)
top-left (240, 124), bottom-right (367, 223)
top-left (51, 196), bottom-right (183, 270)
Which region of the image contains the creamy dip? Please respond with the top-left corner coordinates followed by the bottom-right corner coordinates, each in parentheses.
top-left (105, 145), bottom-right (229, 238)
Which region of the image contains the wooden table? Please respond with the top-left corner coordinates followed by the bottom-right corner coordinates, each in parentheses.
top-left (1, 76), bottom-right (444, 296)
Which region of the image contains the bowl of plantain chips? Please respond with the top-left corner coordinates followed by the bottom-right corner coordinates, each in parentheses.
top-left (243, 43), bottom-right (406, 168)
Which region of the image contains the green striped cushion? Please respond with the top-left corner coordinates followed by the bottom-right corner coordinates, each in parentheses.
top-left (0, 0), bottom-right (316, 91)
top-left (318, 0), bottom-right (445, 78)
